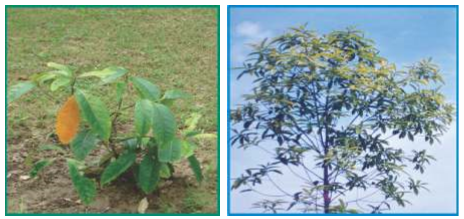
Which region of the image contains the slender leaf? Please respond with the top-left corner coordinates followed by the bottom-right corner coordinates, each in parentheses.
top-left (38, 144), bottom-right (65, 153)
top-left (184, 130), bottom-right (201, 138)
top-left (30, 72), bottom-right (57, 85)
top-left (193, 133), bottom-right (217, 139)
top-left (131, 77), bottom-right (161, 101)
top-left (67, 159), bottom-right (96, 205)
top-left (71, 130), bottom-right (99, 160)
top-left (80, 67), bottom-right (127, 84)
top-left (181, 140), bottom-right (196, 158)
top-left (47, 62), bottom-right (72, 76)
top-left (49, 70), bottom-right (72, 77)
top-left (137, 154), bottom-right (160, 194)
top-left (188, 155), bottom-right (203, 183)
top-left (152, 103), bottom-right (177, 145)
top-left (50, 77), bottom-right (71, 91)
top-left (75, 90), bottom-right (111, 141)
top-left (158, 138), bottom-right (182, 163)
top-left (185, 113), bottom-right (201, 131)
top-left (8, 82), bottom-right (36, 103)
top-left (162, 89), bottom-right (190, 100)
top-left (101, 150), bottom-right (136, 186)
top-left (134, 99), bottom-right (153, 137)
top-left (161, 90), bottom-right (190, 106)
top-left (30, 159), bottom-right (54, 178)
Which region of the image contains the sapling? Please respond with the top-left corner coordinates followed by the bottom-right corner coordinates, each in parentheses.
top-left (8, 62), bottom-right (210, 205)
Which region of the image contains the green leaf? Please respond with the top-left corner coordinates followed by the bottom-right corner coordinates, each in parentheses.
top-left (137, 154), bottom-right (160, 194)
top-left (8, 82), bottom-right (36, 103)
top-left (161, 90), bottom-right (190, 106)
top-left (30, 72), bottom-right (57, 85)
top-left (131, 77), bottom-right (161, 101)
top-left (184, 130), bottom-right (201, 138)
top-left (188, 155), bottom-right (203, 183)
top-left (407, 132), bottom-right (414, 141)
top-left (123, 138), bottom-right (139, 151)
top-left (50, 77), bottom-right (71, 91)
top-left (71, 130), bottom-right (99, 160)
top-left (152, 103), bottom-right (177, 145)
top-left (75, 90), bottom-right (111, 141)
top-left (181, 140), bottom-right (196, 158)
top-left (47, 62), bottom-right (72, 76)
top-left (49, 70), bottom-right (72, 77)
top-left (80, 67), bottom-right (128, 84)
top-left (134, 99), bottom-right (153, 137)
top-left (184, 131), bottom-right (216, 140)
top-left (158, 138), bottom-right (182, 163)
top-left (67, 159), bottom-right (96, 205)
top-left (192, 133), bottom-right (217, 140)
top-left (163, 90), bottom-right (190, 99)
top-left (184, 113), bottom-right (202, 132)
top-left (159, 163), bottom-right (171, 179)
top-left (115, 81), bottom-right (127, 103)
top-left (38, 144), bottom-right (65, 153)
top-left (101, 150), bottom-right (136, 186)
top-left (29, 159), bottom-right (54, 178)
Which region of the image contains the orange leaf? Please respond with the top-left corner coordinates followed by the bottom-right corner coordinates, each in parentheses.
top-left (56, 96), bottom-right (80, 144)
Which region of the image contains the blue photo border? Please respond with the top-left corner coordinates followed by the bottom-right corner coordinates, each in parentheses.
top-left (227, 5), bottom-right (459, 216)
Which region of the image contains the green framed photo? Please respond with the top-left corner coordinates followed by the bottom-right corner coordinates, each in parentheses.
top-left (5, 5), bottom-right (219, 215)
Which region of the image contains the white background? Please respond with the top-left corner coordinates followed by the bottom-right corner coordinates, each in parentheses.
top-left (1, 2), bottom-right (463, 218)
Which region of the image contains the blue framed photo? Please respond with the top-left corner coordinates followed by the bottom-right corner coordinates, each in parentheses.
top-left (227, 5), bottom-right (458, 216)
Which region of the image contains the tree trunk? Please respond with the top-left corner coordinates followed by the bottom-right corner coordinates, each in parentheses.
top-left (323, 164), bottom-right (330, 213)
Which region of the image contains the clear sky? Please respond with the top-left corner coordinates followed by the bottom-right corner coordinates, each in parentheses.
top-left (229, 6), bottom-right (457, 214)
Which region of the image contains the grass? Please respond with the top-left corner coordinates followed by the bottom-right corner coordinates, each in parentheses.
top-left (6, 7), bottom-right (218, 214)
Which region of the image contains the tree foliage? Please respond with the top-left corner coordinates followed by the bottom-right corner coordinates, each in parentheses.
top-left (231, 26), bottom-right (454, 213)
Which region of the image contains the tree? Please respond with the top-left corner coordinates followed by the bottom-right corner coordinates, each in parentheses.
top-left (230, 26), bottom-right (455, 214)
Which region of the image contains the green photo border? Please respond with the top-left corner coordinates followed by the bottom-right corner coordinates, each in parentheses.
top-left (5, 5), bottom-right (220, 216)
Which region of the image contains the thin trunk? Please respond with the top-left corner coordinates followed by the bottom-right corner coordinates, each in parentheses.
top-left (321, 127), bottom-right (330, 213)
top-left (322, 134), bottom-right (330, 213)
top-left (323, 77), bottom-right (333, 213)
top-left (323, 164), bottom-right (330, 213)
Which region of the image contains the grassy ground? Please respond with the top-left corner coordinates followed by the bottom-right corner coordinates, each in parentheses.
top-left (6, 7), bottom-right (218, 214)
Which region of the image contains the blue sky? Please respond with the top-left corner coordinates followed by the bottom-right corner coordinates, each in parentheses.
top-left (229, 6), bottom-right (457, 214)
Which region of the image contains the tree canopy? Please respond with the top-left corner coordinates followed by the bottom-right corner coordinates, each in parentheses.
top-left (230, 26), bottom-right (454, 214)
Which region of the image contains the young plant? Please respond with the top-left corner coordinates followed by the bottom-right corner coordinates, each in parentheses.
top-left (8, 62), bottom-right (209, 205)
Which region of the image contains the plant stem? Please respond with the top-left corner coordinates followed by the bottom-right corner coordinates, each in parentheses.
top-left (105, 141), bottom-right (119, 159)
top-left (110, 103), bottom-right (135, 116)
top-left (108, 75), bottom-right (129, 158)
top-left (70, 67), bottom-right (79, 95)
top-left (70, 77), bottom-right (76, 95)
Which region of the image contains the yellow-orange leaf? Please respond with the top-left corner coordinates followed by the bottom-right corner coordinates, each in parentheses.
top-left (56, 96), bottom-right (80, 144)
